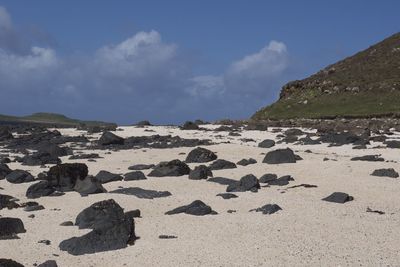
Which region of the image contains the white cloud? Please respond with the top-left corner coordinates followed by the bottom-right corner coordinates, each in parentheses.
top-left (0, 6), bottom-right (11, 30)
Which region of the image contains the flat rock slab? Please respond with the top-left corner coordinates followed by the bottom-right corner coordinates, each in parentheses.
top-left (236, 158), bottom-right (257, 166)
top-left (95, 171), bottom-right (123, 184)
top-left (110, 187), bottom-right (172, 199)
top-left (124, 171), bottom-right (147, 181)
top-left (216, 193), bottom-right (238, 199)
top-left (322, 192), bottom-right (354, 204)
top-left (207, 177), bottom-right (238, 185)
top-left (208, 159), bottom-right (237, 170)
top-left (165, 200), bottom-right (216, 216)
top-left (351, 155), bottom-right (384, 162)
top-left (371, 168), bottom-right (399, 178)
top-left (250, 204), bottom-right (282, 215)
top-left (128, 164), bottom-right (154, 170)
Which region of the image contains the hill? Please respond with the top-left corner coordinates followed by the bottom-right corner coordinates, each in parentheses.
top-left (252, 32), bottom-right (400, 120)
top-left (0, 112), bottom-right (116, 127)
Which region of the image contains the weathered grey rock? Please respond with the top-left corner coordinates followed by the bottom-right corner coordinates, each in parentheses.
top-left (259, 173), bottom-right (278, 183)
top-left (128, 164), bottom-right (154, 170)
top-left (98, 132), bottom-right (124, 146)
top-left (322, 192), bottom-right (354, 203)
top-left (5, 170), bottom-right (34, 184)
top-left (208, 159), bottom-right (237, 170)
top-left (262, 148), bottom-right (297, 164)
top-left (250, 204), bottom-right (282, 215)
top-left (26, 181), bottom-right (55, 199)
top-left (350, 155), bottom-right (384, 162)
top-left (95, 171), bottom-right (123, 184)
top-left (124, 171), bottom-right (146, 181)
top-left (148, 159), bottom-right (190, 177)
top-left (371, 168), bottom-right (399, 178)
top-left (189, 165), bottom-right (213, 180)
top-left (236, 158), bottom-right (257, 166)
top-left (226, 174), bottom-right (260, 192)
top-left (216, 193), bottom-right (238, 199)
top-left (258, 139), bottom-right (275, 148)
top-left (0, 217), bottom-right (26, 239)
top-left (74, 176), bottom-right (106, 196)
top-left (110, 187), bottom-right (172, 199)
top-left (185, 147), bottom-right (217, 163)
top-left (45, 163), bottom-right (88, 191)
top-left (165, 200), bottom-right (216, 216)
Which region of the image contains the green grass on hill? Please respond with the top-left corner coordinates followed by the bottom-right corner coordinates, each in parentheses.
top-left (252, 91), bottom-right (400, 120)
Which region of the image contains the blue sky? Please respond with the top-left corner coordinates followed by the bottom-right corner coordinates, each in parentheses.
top-left (0, 1), bottom-right (398, 124)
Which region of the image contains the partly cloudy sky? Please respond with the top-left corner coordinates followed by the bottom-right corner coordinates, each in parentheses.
top-left (0, 1), bottom-right (398, 124)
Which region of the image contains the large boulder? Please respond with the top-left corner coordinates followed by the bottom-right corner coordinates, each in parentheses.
top-left (45, 163), bottom-right (88, 191)
top-left (148, 159), bottom-right (190, 177)
top-left (262, 148), bottom-right (297, 164)
top-left (59, 199), bottom-right (136, 255)
top-left (226, 174), bottom-right (260, 192)
top-left (0, 217), bottom-right (26, 239)
top-left (26, 181), bottom-right (55, 199)
top-left (95, 171), bottom-right (123, 184)
top-left (5, 170), bottom-right (34, 184)
top-left (185, 147), bottom-right (217, 163)
top-left (165, 200), bottom-right (216, 216)
top-left (98, 132), bottom-right (124, 146)
top-left (208, 159), bottom-right (237, 170)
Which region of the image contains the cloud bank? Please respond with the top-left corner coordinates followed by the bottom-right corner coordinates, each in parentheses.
top-left (0, 6), bottom-right (290, 124)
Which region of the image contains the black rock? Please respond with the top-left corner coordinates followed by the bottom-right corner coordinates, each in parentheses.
top-left (125, 209), bottom-right (141, 219)
top-left (165, 200), bottom-right (216, 216)
top-left (159, 235), bottom-right (177, 239)
top-left (207, 177), bottom-right (237, 185)
top-left (0, 194), bottom-right (20, 210)
top-left (258, 139), bottom-right (275, 148)
top-left (69, 153), bottom-right (101, 160)
top-left (95, 171), bottom-right (123, 184)
top-left (371, 168), bottom-right (399, 178)
top-left (0, 126), bottom-right (13, 141)
top-left (128, 164), bottom-right (155, 170)
top-left (284, 128), bottom-right (304, 136)
top-left (37, 260), bottom-right (58, 267)
top-left (189, 165), bottom-right (213, 180)
top-left (45, 163), bottom-right (88, 191)
top-left (26, 181), bottom-right (55, 199)
top-left (236, 158), bottom-right (257, 166)
top-left (322, 192), bottom-right (354, 203)
top-left (250, 204), bottom-right (282, 215)
top-left (59, 200), bottom-right (136, 255)
top-left (262, 148), bottom-right (297, 164)
top-left (22, 152), bottom-right (61, 166)
top-left (267, 175), bottom-right (294, 186)
top-left (38, 239), bottom-right (51, 245)
top-left (124, 171), bottom-right (147, 181)
top-left (98, 131), bottom-right (124, 146)
top-left (226, 174), bottom-right (260, 192)
top-left (0, 163), bottom-right (12, 180)
top-left (0, 259), bottom-right (24, 267)
top-left (148, 159), bottom-right (190, 177)
top-left (74, 175), bottom-right (106, 196)
top-left (5, 170), bottom-right (34, 184)
top-left (60, 221), bottom-right (74, 226)
top-left (385, 140), bottom-right (400, 148)
top-left (216, 193), bottom-right (238, 199)
top-left (208, 159), bottom-right (237, 170)
top-left (136, 120), bottom-right (152, 126)
top-left (23, 202), bottom-right (45, 212)
top-left (366, 207), bottom-right (385, 215)
top-left (181, 121), bottom-right (199, 130)
top-left (0, 217), bottom-right (26, 239)
top-left (110, 187), bottom-right (172, 199)
top-left (185, 147), bottom-right (217, 163)
top-left (75, 199), bottom-right (124, 230)
top-left (350, 155), bottom-right (384, 162)
top-left (259, 173), bottom-right (278, 183)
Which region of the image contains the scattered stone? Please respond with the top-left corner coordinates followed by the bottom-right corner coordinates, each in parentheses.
top-left (322, 192), bottom-right (354, 203)
top-left (185, 147), bottom-right (217, 163)
top-left (5, 170), bottom-right (34, 184)
top-left (250, 204), bottom-right (282, 215)
top-left (351, 155), bottom-right (384, 162)
top-left (207, 177), bottom-right (237, 185)
top-left (181, 121), bottom-right (199, 130)
top-left (0, 259), bottom-right (24, 267)
top-left (37, 260), bottom-right (58, 267)
top-left (0, 194), bottom-right (20, 210)
top-left (148, 159), bottom-right (190, 177)
top-left (124, 171), bottom-right (147, 181)
top-left (0, 217), bottom-right (26, 239)
top-left (226, 174), bottom-right (260, 192)
top-left (0, 163), bottom-right (12, 180)
top-left (262, 148), bottom-right (297, 164)
top-left (69, 153), bottom-right (101, 160)
top-left (165, 200), bottom-right (216, 216)
top-left (38, 239), bottom-right (51, 245)
top-left (110, 187), bottom-right (172, 199)
top-left (95, 171), bottom-right (123, 184)
top-left (22, 152), bottom-right (61, 166)
top-left (125, 209), bottom-right (141, 219)
top-left (98, 131), bottom-right (124, 146)
top-left (227, 209), bottom-right (236, 213)
top-left (366, 207), bottom-right (385, 215)
top-left (128, 164), bottom-right (154, 170)
top-left (258, 139), bottom-right (275, 148)
top-left (159, 235), bottom-right (177, 239)
top-left (371, 168), bottom-right (399, 178)
top-left (216, 193), bottom-right (238, 199)
top-left (60, 221), bottom-right (74, 226)
top-left (189, 165), bottom-right (213, 180)
top-left (45, 163), bottom-right (88, 191)
top-left (23, 202), bottom-right (45, 212)
top-left (73, 175), bottom-right (106, 196)
top-left (285, 184), bottom-right (318, 189)
top-left (236, 158), bottom-right (257, 166)
top-left (26, 181), bottom-right (55, 199)
top-left (208, 159), bottom-right (237, 170)
top-left (267, 175), bottom-right (294, 186)
top-left (259, 173), bottom-right (278, 183)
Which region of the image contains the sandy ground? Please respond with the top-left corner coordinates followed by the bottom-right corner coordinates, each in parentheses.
top-left (1, 125), bottom-right (400, 266)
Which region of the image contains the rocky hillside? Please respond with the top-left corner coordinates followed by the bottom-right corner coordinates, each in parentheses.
top-left (252, 32), bottom-right (400, 120)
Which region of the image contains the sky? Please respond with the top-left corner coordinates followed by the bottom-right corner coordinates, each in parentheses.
top-left (0, 1), bottom-right (399, 125)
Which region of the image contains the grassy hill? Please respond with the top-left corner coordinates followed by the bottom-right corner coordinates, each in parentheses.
top-left (252, 32), bottom-right (400, 120)
top-left (0, 112), bottom-right (115, 127)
